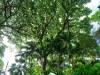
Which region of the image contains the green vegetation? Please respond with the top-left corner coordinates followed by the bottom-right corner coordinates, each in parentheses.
top-left (0, 0), bottom-right (100, 75)
top-left (0, 59), bottom-right (4, 72)
top-left (0, 30), bottom-right (6, 73)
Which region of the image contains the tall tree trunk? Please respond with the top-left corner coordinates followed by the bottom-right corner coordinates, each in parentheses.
top-left (43, 56), bottom-right (47, 75)
top-left (57, 53), bottom-right (62, 72)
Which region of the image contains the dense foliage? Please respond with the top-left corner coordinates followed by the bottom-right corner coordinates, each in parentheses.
top-left (0, 0), bottom-right (100, 75)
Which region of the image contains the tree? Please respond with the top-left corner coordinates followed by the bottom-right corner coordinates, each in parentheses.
top-left (0, 59), bottom-right (4, 72)
top-left (91, 9), bottom-right (100, 41)
top-left (0, 0), bottom-right (97, 75)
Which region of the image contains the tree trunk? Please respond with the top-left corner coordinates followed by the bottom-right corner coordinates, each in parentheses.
top-left (43, 56), bottom-right (47, 75)
top-left (57, 53), bottom-right (62, 72)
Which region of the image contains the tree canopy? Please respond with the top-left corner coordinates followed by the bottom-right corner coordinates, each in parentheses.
top-left (0, 0), bottom-right (100, 75)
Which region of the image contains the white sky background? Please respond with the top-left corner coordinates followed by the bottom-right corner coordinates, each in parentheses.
top-left (2, 37), bottom-right (16, 74)
top-left (2, 0), bottom-right (100, 75)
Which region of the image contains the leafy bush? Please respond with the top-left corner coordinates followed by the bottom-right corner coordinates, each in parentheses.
top-left (74, 62), bottom-right (100, 75)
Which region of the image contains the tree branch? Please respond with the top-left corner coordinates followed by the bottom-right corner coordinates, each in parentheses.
top-left (40, 15), bottom-right (54, 41)
top-left (57, 1), bottom-right (69, 35)
top-left (0, 0), bottom-right (24, 26)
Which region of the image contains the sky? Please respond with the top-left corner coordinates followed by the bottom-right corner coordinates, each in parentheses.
top-left (85, 0), bottom-right (100, 15)
top-left (2, 0), bottom-right (100, 75)
top-left (2, 37), bottom-right (16, 75)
